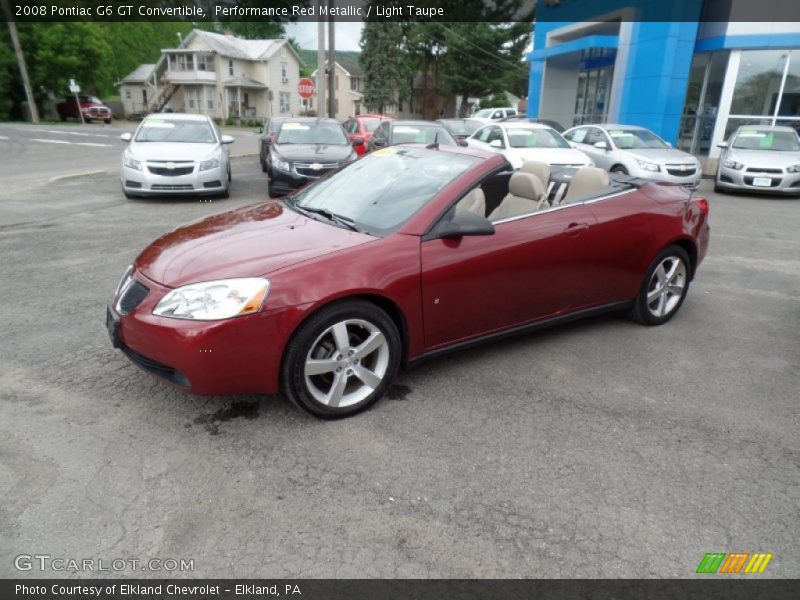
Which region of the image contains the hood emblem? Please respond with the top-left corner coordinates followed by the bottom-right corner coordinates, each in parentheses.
top-left (680, 165), bottom-right (687, 171)
top-left (310, 163), bottom-right (322, 170)
top-left (166, 162), bottom-right (176, 170)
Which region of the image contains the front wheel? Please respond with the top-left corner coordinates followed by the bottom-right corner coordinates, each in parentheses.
top-left (629, 246), bottom-right (691, 326)
top-left (611, 165), bottom-right (629, 175)
top-left (281, 300), bottom-right (402, 418)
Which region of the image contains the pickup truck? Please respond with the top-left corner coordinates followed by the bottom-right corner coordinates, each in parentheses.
top-left (56, 95), bottom-right (112, 123)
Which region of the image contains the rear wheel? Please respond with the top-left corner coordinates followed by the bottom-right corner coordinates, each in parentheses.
top-left (281, 300), bottom-right (402, 419)
top-left (629, 245), bottom-right (691, 326)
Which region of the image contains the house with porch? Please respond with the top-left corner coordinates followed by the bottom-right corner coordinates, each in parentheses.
top-left (117, 29), bottom-right (303, 121)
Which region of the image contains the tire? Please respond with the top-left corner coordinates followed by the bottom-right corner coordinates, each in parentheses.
top-left (628, 245), bottom-right (691, 326)
top-left (227, 166), bottom-right (232, 183)
top-left (611, 165), bottom-right (628, 175)
top-left (261, 158), bottom-right (267, 173)
top-left (217, 188), bottom-right (230, 199)
top-left (281, 300), bottom-right (402, 419)
top-left (104, 119), bottom-right (112, 124)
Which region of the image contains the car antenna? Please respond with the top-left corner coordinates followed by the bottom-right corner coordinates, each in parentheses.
top-left (426, 131), bottom-right (439, 150)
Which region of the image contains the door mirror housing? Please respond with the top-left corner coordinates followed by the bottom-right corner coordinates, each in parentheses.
top-left (458, 139), bottom-right (468, 147)
top-left (221, 135), bottom-right (235, 144)
top-left (593, 140), bottom-right (609, 150)
top-left (489, 139), bottom-right (504, 149)
top-left (429, 211), bottom-right (495, 240)
top-left (119, 132), bottom-right (132, 142)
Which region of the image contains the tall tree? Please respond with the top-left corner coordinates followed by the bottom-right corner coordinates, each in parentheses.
top-left (359, 21), bottom-right (411, 114)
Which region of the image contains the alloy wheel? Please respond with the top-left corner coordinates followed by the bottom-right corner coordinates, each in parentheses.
top-left (646, 255), bottom-right (687, 318)
top-left (304, 319), bottom-right (390, 408)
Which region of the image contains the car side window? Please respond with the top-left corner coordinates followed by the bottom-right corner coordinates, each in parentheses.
top-left (475, 126), bottom-right (492, 142)
top-left (487, 126), bottom-right (505, 147)
top-left (585, 128), bottom-right (609, 147)
top-left (374, 122), bottom-right (388, 140)
top-left (565, 128), bottom-right (587, 144)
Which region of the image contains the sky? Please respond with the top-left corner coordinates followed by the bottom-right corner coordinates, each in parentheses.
top-left (285, 21), bottom-right (365, 52)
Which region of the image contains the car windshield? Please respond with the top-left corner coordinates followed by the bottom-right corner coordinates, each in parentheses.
top-left (290, 147), bottom-right (477, 235)
top-left (362, 119), bottom-right (384, 133)
top-left (441, 120), bottom-right (467, 135)
top-left (80, 96), bottom-right (102, 104)
top-left (732, 129), bottom-right (800, 151)
top-left (135, 119), bottom-right (216, 143)
top-left (506, 127), bottom-right (570, 149)
top-left (474, 109), bottom-right (494, 118)
top-left (277, 122), bottom-right (348, 145)
top-left (392, 125), bottom-right (457, 146)
top-left (608, 129), bottom-right (668, 149)
top-left (268, 119), bottom-right (285, 133)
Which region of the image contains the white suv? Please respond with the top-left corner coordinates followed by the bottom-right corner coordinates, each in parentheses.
top-left (473, 107), bottom-right (518, 121)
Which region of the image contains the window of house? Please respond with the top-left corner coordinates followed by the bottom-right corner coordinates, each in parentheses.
top-left (279, 91), bottom-right (291, 113)
top-left (281, 62), bottom-right (288, 82)
top-left (351, 78), bottom-right (359, 91)
top-left (228, 59), bottom-right (234, 76)
top-left (197, 54), bottom-right (213, 71)
top-left (124, 89), bottom-right (131, 100)
top-left (207, 95), bottom-right (213, 110)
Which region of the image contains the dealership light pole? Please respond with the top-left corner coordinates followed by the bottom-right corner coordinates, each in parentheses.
top-left (1, 0), bottom-right (39, 123)
top-left (328, 1), bottom-right (336, 118)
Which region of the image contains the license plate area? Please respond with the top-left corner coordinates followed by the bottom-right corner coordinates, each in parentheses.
top-left (752, 177), bottom-right (772, 187)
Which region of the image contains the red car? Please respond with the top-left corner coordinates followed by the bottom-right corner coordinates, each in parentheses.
top-left (56, 95), bottom-right (112, 123)
top-left (342, 113), bottom-right (395, 156)
top-left (107, 147), bottom-right (710, 418)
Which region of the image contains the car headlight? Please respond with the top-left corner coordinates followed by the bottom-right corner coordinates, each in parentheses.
top-left (272, 155), bottom-right (291, 172)
top-left (123, 153), bottom-right (141, 171)
top-left (152, 278), bottom-right (270, 321)
top-left (198, 158), bottom-right (220, 172)
top-left (115, 264), bottom-right (133, 297)
top-left (636, 159), bottom-right (660, 172)
top-left (723, 159), bottom-right (744, 170)
top-left (786, 163), bottom-right (800, 173)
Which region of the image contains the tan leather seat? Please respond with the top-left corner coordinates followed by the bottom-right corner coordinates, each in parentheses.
top-left (488, 172), bottom-right (546, 222)
top-left (454, 187), bottom-right (486, 217)
top-left (520, 160), bottom-right (550, 189)
top-left (562, 166), bottom-right (610, 204)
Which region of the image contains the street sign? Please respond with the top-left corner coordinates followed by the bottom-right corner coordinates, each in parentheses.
top-left (69, 78), bottom-right (80, 93)
top-left (297, 77), bottom-right (315, 100)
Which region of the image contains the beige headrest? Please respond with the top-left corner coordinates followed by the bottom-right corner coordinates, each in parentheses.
top-left (564, 166), bottom-right (610, 201)
top-left (508, 172), bottom-right (545, 201)
top-left (520, 161), bottom-right (550, 185)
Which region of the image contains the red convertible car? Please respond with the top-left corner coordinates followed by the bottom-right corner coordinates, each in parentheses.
top-left (107, 146), bottom-right (710, 418)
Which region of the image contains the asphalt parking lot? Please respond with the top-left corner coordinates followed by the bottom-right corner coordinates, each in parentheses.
top-left (0, 122), bottom-right (798, 578)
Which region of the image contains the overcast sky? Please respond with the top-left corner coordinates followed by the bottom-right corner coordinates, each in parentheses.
top-left (285, 22), bottom-right (365, 52)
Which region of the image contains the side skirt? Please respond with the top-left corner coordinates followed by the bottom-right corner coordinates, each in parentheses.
top-left (406, 301), bottom-right (632, 367)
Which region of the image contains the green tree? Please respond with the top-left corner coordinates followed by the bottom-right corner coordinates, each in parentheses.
top-left (0, 27), bottom-right (17, 118)
top-left (480, 92), bottom-right (511, 108)
top-left (359, 21), bottom-right (412, 114)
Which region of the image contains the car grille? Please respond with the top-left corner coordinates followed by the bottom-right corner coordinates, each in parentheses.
top-left (151, 184), bottom-right (194, 191)
top-left (745, 167), bottom-right (782, 174)
top-left (148, 166), bottom-right (194, 176)
top-left (117, 280), bottom-right (149, 313)
top-left (121, 345), bottom-right (190, 388)
top-left (203, 181), bottom-right (222, 188)
top-left (294, 162), bottom-right (339, 178)
top-left (744, 176), bottom-right (781, 187)
top-left (89, 107), bottom-right (108, 114)
top-left (666, 165), bottom-right (696, 177)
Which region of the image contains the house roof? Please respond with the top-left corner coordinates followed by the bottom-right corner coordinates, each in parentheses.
top-left (311, 59), bottom-right (364, 78)
top-left (221, 75), bottom-right (268, 89)
top-left (181, 29), bottom-right (303, 64)
top-left (120, 64), bottom-right (155, 83)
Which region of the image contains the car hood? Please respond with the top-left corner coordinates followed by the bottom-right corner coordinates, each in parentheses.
top-left (625, 148), bottom-right (697, 164)
top-left (507, 147), bottom-right (592, 167)
top-left (135, 201), bottom-right (375, 287)
top-left (724, 148), bottom-right (800, 167)
top-left (273, 143), bottom-right (354, 162)
top-left (127, 142), bottom-right (220, 161)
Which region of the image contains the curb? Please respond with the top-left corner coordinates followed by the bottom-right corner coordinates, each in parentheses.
top-left (48, 170), bottom-right (109, 183)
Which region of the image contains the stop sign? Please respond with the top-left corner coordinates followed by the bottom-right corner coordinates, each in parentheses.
top-left (297, 77), bottom-right (315, 99)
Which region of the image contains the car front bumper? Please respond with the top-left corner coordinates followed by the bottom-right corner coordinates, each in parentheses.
top-left (630, 165), bottom-right (703, 187)
top-left (107, 271), bottom-right (307, 396)
top-left (716, 166), bottom-right (800, 193)
top-left (121, 162), bottom-right (227, 196)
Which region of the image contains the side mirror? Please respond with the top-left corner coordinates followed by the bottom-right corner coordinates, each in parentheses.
top-left (372, 138), bottom-right (386, 147)
top-left (458, 139), bottom-right (468, 147)
top-left (489, 139), bottom-right (504, 149)
top-left (593, 141), bottom-right (609, 150)
top-left (221, 135), bottom-right (235, 144)
top-left (352, 137), bottom-right (364, 147)
top-left (717, 142), bottom-right (728, 149)
top-left (431, 211), bottom-right (495, 239)
top-left (119, 132), bottom-right (132, 142)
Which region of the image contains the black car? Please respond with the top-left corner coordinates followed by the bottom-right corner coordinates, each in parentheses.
top-left (436, 118), bottom-right (484, 143)
top-left (266, 118), bottom-right (357, 197)
top-left (500, 115), bottom-right (565, 133)
top-left (256, 117), bottom-right (288, 172)
top-left (368, 120), bottom-right (459, 152)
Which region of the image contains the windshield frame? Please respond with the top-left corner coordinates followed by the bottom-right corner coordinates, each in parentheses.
top-left (731, 129), bottom-right (800, 151)
top-left (284, 147), bottom-right (478, 237)
top-left (134, 118), bottom-right (218, 144)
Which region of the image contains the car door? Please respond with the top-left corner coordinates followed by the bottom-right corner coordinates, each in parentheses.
top-left (583, 128), bottom-right (614, 169)
top-left (369, 122), bottom-right (390, 151)
top-left (420, 187), bottom-right (599, 349)
top-left (467, 125), bottom-right (494, 151)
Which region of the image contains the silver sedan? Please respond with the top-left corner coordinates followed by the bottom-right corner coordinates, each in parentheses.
top-left (715, 125), bottom-right (800, 195)
top-left (564, 124), bottom-right (702, 187)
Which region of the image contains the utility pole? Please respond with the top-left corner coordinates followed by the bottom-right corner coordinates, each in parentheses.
top-left (327, 2), bottom-right (335, 119)
top-left (316, 11), bottom-right (325, 117)
top-left (1, 0), bottom-right (39, 123)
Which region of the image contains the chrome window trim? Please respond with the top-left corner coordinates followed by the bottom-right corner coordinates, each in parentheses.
top-left (491, 188), bottom-right (635, 226)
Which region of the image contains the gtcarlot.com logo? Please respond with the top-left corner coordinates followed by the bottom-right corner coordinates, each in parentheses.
top-left (696, 552), bottom-right (773, 574)
top-left (14, 554), bottom-right (194, 573)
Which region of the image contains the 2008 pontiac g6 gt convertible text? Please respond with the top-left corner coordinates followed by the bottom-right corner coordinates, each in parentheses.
top-left (107, 145), bottom-right (710, 418)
